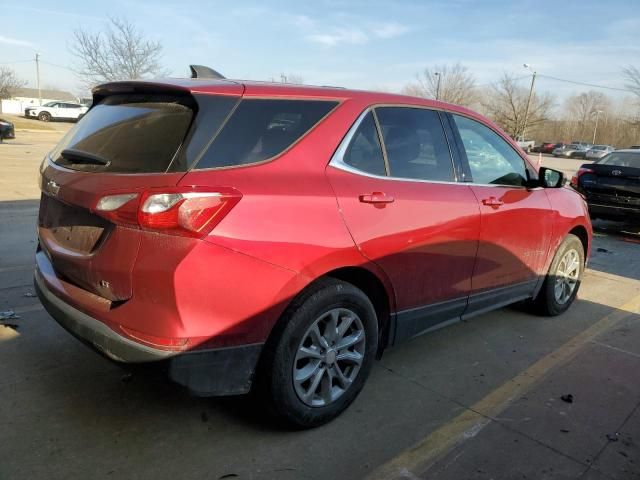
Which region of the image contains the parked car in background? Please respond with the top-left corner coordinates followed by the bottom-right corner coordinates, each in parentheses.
top-left (0, 118), bottom-right (15, 142)
top-left (515, 137), bottom-right (536, 153)
top-left (25, 101), bottom-right (89, 122)
top-left (572, 141), bottom-right (593, 150)
top-left (532, 142), bottom-right (554, 153)
top-left (35, 73), bottom-right (592, 427)
top-left (585, 145), bottom-right (615, 160)
top-left (573, 147), bottom-right (590, 159)
top-left (571, 150), bottom-right (640, 222)
top-left (553, 144), bottom-right (589, 158)
top-left (549, 142), bottom-right (567, 153)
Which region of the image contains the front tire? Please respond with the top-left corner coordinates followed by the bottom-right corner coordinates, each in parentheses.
top-left (258, 278), bottom-right (378, 428)
top-left (38, 111), bottom-right (51, 122)
top-left (533, 234), bottom-right (584, 316)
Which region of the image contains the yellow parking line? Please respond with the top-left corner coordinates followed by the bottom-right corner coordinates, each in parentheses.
top-left (366, 293), bottom-right (640, 480)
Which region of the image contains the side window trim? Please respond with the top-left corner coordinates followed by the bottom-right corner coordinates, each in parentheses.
top-left (331, 105), bottom-right (481, 187)
top-left (439, 111), bottom-right (466, 182)
top-left (444, 112), bottom-right (473, 182)
top-left (371, 109), bottom-right (391, 176)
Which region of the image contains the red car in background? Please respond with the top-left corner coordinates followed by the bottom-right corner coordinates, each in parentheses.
top-left (35, 69), bottom-right (592, 427)
top-left (534, 142), bottom-right (564, 154)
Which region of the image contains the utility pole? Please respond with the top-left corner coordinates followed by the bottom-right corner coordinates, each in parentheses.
top-left (592, 110), bottom-right (603, 144)
top-left (435, 72), bottom-right (441, 101)
top-left (522, 64), bottom-right (536, 140)
top-left (35, 53), bottom-right (41, 106)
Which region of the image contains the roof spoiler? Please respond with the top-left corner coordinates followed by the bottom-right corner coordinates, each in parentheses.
top-left (189, 65), bottom-right (225, 80)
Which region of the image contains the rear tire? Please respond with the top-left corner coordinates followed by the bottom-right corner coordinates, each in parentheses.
top-left (257, 278), bottom-right (378, 428)
top-left (532, 234), bottom-right (584, 316)
top-left (38, 111), bottom-right (51, 122)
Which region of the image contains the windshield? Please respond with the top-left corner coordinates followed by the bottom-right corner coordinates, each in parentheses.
top-left (598, 151), bottom-right (640, 168)
top-left (592, 145), bottom-right (607, 150)
top-left (43, 101), bottom-right (57, 107)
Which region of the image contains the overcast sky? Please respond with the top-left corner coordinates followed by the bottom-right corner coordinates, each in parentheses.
top-left (1, 0), bottom-right (638, 102)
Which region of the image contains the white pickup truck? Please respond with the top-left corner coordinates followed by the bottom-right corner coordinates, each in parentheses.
top-left (24, 101), bottom-right (89, 122)
top-left (515, 137), bottom-right (536, 153)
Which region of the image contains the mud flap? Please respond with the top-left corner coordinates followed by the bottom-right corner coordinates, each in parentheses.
top-left (168, 344), bottom-right (263, 396)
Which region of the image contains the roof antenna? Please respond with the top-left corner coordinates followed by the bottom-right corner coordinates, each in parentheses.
top-left (189, 65), bottom-right (225, 79)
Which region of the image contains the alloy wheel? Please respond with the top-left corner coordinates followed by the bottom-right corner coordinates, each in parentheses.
top-left (293, 308), bottom-right (366, 407)
top-left (554, 248), bottom-right (580, 305)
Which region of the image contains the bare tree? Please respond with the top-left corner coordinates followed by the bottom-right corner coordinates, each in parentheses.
top-left (563, 91), bottom-right (612, 141)
top-left (0, 67), bottom-right (27, 100)
top-left (279, 73), bottom-right (304, 84)
top-left (402, 63), bottom-right (478, 106)
top-left (623, 65), bottom-right (640, 97)
top-left (69, 17), bottom-right (166, 87)
top-left (480, 73), bottom-right (554, 138)
top-left (565, 91), bottom-right (611, 123)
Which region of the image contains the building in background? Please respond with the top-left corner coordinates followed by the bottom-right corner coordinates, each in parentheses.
top-left (0, 88), bottom-right (78, 115)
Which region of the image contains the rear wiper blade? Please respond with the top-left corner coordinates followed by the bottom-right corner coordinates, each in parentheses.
top-left (61, 148), bottom-right (110, 166)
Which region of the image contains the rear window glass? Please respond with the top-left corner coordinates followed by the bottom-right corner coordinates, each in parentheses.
top-left (599, 152), bottom-right (640, 168)
top-left (51, 94), bottom-right (195, 173)
top-left (196, 99), bottom-right (338, 169)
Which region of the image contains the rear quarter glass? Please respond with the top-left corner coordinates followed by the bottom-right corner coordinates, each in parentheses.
top-left (50, 93), bottom-right (237, 174)
top-left (194, 99), bottom-right (339, 169)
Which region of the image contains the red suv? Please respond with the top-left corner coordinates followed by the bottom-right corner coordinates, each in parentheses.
top-left (35, 73), bottom-right (592, 427)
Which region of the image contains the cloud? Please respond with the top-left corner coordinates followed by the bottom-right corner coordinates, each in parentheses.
top-left (307, 29), bottom-right (369, 46)
top-left (0, 35), bottom-right (34, 48)
top-left (306, 20), bottom-right (410, 47)
top-left (371, 22), bottom-right (410, 39)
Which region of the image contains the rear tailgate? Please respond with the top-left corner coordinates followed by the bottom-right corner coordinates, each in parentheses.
top-left (38, 81), bottom-right (242, 302)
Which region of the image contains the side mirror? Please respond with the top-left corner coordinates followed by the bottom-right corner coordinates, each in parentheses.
top-left (539, 167), bottom-right (565, 188)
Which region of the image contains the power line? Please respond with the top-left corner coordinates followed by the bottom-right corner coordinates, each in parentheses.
top-left (40, 60), bottom-right (75, 72)
top-left (473, 75), bottom-right (531, 89)
top-left (537, 74), bottom-right (633, 93)
top-left (0, 59), bottom-right (33, 65)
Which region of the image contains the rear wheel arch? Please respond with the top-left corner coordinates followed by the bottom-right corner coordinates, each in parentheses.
top-left (324, 266), bottom-right (393, 356)
top-left (261, 266), bottom-right (393, 366)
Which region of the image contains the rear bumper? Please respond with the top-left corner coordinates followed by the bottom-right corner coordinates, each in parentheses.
top-left (35, 268), bottom-right (264, 395)
top-left (35, 269), bottom-right (172, 362)
top-left (588, 202), bottom-right (640, 221)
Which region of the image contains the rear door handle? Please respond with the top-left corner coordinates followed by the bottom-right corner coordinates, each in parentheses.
top-left (481, 196), bottom-right (504, 207)
top-left (359, 192), bottom-right (395, 204)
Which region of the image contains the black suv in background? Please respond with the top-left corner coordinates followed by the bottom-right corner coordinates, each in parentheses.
top-left (0, 118), bottom-right (15, 142)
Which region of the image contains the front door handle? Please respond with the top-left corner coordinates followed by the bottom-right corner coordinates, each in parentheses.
top-left (359, 192), bottom-right (395, 204)
top-left (482, 196), bottom-right (504, 207)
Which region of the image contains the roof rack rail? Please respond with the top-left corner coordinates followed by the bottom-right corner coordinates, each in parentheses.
top-left (189, 65), bottom-right (225, 80)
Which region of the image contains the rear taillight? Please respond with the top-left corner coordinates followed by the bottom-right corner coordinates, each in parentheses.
top-left (570, 167), bottom-right (594, 188)
top-left (95, 193), bottom-right (140, 226)
top-left (93, 187), bottom-right (241, 238)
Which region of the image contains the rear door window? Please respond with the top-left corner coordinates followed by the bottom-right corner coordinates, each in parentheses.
top-left (375, 107), bottom-right (454, 181)
top-left (196, 99), bottom-right (338, 169)
top-left (51, 94), bottom-right (199, 173)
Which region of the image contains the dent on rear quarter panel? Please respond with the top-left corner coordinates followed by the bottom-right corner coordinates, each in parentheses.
top-left (125, 232), bottom-right (308, 347)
